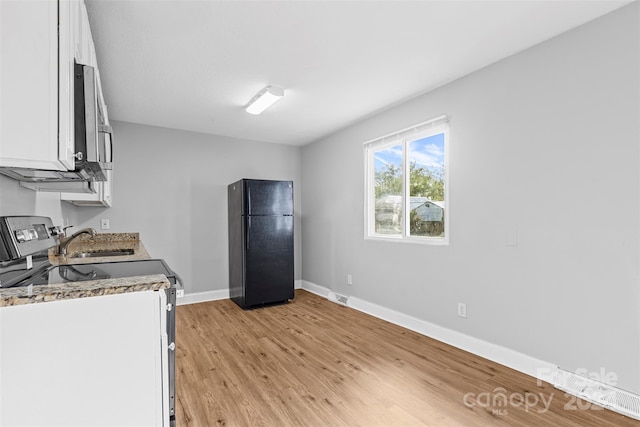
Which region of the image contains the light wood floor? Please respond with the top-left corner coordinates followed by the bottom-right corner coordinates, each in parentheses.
top-left (175, 290), bottom-right (639, 426)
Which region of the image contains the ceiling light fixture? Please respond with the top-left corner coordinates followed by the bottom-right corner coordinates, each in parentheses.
top-left (245, 86), bottom-right (284, 115)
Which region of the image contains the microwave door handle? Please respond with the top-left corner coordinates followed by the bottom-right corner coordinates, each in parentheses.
top-left (83, 66), bottom-right (98, 162)
top-left (98, 125), bottom-right (114, 164)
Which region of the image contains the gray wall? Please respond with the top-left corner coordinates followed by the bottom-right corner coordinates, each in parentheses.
top-left (301, 4), bottom-right (640, 394)
top-left (72, 121), bottom-right (302, 295)
top-left (0, 176), bottom-right (77, 225)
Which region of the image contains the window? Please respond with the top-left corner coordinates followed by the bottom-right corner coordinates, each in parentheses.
top-left (364, 116), bottom-right (449, 244)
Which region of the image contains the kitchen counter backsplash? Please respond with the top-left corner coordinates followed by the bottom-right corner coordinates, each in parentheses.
top-left (68, 232), bottom-right (140, 243)
top-left (49, 232), bottom-right (151, 265)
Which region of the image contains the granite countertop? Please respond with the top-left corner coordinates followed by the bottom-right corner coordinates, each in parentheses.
top-left (0, 274), bottom-right (170, 307)
top-left (0, 233), bottom-right (166, 307)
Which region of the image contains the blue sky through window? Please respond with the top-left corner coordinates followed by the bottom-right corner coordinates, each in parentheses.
top-left (374, 133), bottom-right (445, 174)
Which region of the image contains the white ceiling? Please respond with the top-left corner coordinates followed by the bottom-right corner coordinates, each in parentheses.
top-left (85, 0), bottom-right (631, 146)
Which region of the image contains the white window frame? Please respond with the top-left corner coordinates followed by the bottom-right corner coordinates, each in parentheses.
top-left (364, 116), bottom-right (449, 245)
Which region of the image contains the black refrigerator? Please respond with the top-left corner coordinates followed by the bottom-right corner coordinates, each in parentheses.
top-left (228, 179), bottom-right (294, 309)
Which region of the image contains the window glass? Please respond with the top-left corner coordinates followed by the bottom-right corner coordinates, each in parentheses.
top-left (374, 144), bottom-right (403, 235)
top-left (365, 117), bottom-right (448, 244)
top-left (408, 133), bottom-right (445, 237)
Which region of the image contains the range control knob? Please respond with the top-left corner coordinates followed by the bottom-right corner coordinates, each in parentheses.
top-left (14, 230), bottom-right (27, 243)
top-left (14, 229), bottom-right (36, 243)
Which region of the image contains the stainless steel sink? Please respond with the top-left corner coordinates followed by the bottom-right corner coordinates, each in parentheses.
top-left (70, 249), bottom-right (135, 258)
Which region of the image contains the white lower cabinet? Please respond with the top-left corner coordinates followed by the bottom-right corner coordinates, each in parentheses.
top-left (0, 290), bottom-right (169, 426)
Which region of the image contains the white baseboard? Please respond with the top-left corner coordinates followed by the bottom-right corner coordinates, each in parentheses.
top-left (299, 280), bottom-right (330, 298)
top-left (176, 289), bottom-right (229, 306)
top-left (300, 281), bottom-right (557, 383)
top-left (350, 295), bottom-right (557, 382)
top-left (177, 280), bottom-right (304, 306)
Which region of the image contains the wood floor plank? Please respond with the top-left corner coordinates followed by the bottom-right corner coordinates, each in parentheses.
top-left (175, 290), bottom-right (640, 426)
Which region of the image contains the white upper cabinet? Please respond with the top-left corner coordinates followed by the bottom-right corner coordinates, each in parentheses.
top-left (0, 0), bottom-right (75, 170)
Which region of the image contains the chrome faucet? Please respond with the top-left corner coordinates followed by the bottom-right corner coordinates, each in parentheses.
top-left (57, 226), bottom-right (97, 256)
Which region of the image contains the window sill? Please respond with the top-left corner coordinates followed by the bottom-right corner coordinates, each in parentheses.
top-left (364, 235), bottom-right (449, 246)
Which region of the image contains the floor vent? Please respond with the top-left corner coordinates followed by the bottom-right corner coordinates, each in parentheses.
top-left (328, 292), bottom-right (349, 306)
top-left (554, 369), bottom-right (640, 420)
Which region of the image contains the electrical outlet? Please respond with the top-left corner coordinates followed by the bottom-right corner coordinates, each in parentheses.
top-left (347, 274), bottom-right (353, 285)
top-left (100, 219), bottom-right (110, 230)
top-left (457, 302), bottom-right (467, 318)
top-left (176, 289), bottom-right (184, 298)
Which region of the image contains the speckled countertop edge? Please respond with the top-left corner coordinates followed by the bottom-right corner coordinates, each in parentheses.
top-left (0, 274), bottom-right (170, 307)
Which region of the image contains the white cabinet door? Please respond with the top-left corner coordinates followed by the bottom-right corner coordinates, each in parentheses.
top-left (0, 290), bottom-right (168, 426)
top-left (58, 0), bottom-right (76, 169)
top-left (0, 0), bottom-right (74, 170)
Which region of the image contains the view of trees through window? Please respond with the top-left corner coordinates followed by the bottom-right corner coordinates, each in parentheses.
top-left (373, 132), bottom-right (446, 237)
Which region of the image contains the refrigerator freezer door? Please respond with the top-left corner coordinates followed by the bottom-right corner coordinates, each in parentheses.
top-left (244, 215), bottom-right (294, 307)
top-left (245, 180), bottom-right (293, 216)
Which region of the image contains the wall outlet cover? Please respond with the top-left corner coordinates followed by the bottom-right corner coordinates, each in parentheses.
top-left (457, 302), bottom-right (467, 318)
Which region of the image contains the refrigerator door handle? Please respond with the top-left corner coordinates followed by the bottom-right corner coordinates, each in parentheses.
top-left (247, 185), bottom-right (251, 216)
top-left (246, 216), bottom-right (251, 251)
